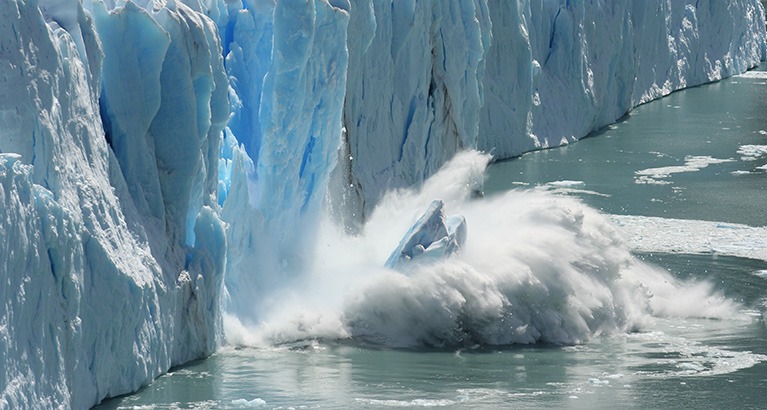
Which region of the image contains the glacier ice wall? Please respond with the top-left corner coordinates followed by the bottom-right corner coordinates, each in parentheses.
top-left (338, 0), bottom-right (491, 221)
top-left (1, 0), bottom-right (226, 407)
top-left (340, 0), bottom-right (767, 219)
top-left (211, 0), bottom-right (350, 321)
top-left (1, 0), bottom-right (766, 407)
top-left (480, 0), bottom-right (767, 158)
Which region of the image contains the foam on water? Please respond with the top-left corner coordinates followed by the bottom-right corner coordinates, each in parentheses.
top-left (355, 398), bottom-right (456, 407)
top-left (626, 330), bottom-right (767, 378)
top-left (634, 156), bottom-right (734, 185)
top-left (736, 71), bottom-right (767, 79)
top-left (225, 151), bottom-right (745, 349)
top-left (737, 145), bottom-right (767, 161)
top-left (612, 216), bottom-right (767, 261)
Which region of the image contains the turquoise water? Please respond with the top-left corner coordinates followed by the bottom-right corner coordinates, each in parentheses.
top-left (98, 67), bottom-right (767, 409)
top-left (485, 67), bottom-right (767, 226)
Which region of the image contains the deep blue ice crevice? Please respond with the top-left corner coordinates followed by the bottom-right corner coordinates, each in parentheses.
top-left (212, 0), bottom-right (275, 163)
top-left (149, 0), bottom-right (229, 251)
top-left (91, 0), bottom-right (170, 228)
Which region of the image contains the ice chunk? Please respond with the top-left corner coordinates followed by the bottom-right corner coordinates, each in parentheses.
top-left (385, 200), bottom-right (468, 269)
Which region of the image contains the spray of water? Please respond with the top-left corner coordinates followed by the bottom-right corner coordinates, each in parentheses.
top-left (224, 151), bottom-right (743, 348)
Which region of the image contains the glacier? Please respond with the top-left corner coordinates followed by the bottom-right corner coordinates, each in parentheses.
top-left (1, 0), bottom-right (226, 407)
top-left (339, 0), bottom-right (767, 219)
top-left (0, 0), bottom-right (765, 407)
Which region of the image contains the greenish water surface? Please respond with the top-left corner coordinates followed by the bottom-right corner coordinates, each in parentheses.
top-left (98, 66), bottom-right (767, 410)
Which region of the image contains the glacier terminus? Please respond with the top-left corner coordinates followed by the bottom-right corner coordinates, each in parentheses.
top-left (1, 0), bottom-right (766, 407)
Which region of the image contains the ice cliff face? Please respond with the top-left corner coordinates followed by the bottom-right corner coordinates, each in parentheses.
top-left (0, 0), bottom-right (765, 407)
top-left (480, 0), bottom-right (767, 158)
top-left (1, 0), bottom-right (225, 407)
top-left (209, 0), bottom-right (350, 320)
top-left (340, 0), bottom-right (767, 219)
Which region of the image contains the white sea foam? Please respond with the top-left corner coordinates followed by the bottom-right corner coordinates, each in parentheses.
top-left (226, 151), bottom-right (745, 349)
top-left (611, 215), bottom-right (767, 261)
top-left (627, 331), bottom-right (767, 377)
top-left (547, 180), bottom-right (585, 187)
top-left (355, 398), bottom-right (456, 407)
top-left (737, 145), bottom-right (767, 161)
top-left (635, 156), bottom-right (734, 184)
top-left (735, 71), bottom-right (767, 79)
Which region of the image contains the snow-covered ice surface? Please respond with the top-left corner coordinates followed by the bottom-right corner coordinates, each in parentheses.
top-left (1, 0), bottom-right (766, 407)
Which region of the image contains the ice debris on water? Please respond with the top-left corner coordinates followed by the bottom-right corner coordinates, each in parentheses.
top-left (385, 200), bottom-right (467, 269)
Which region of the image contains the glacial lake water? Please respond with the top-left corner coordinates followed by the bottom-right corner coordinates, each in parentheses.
top-left (97, 66), bottom-right (767, 409)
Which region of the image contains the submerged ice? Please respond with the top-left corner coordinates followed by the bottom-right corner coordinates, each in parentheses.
top-left (1, 0), bottom-right (766, 407)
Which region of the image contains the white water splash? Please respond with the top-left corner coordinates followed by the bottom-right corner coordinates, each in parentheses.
top-left (225, 151), bottom-right (744, 348)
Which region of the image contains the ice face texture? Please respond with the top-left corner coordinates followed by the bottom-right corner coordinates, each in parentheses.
top-left (212, 0), bottom-right (351, 321)
top-left (338, 0), bottom-right (767, 219)
top-left (1, 1), bottom-right (225, 407)
top-left (0, 0), bottom-right (765, 407)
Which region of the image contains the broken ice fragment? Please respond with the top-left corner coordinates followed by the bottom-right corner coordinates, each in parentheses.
top-left (385, 200), bottom-right (467, 269)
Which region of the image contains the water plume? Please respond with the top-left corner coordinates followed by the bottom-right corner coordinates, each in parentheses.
top-left (225, 151), bottom-right (744, 349)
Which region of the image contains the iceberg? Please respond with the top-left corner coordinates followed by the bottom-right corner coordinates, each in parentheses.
top-left (0, 0), bottom-right (765, 407)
